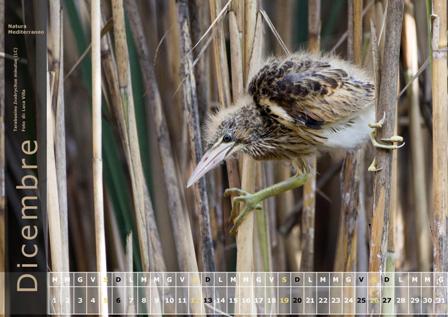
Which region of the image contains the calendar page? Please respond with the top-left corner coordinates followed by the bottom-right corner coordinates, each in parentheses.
top-left (3, 0), bottom-right (447, 316)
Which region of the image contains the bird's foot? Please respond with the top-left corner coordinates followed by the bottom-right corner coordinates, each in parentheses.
top-left (224, 173), bottom-right (308, 234)
top-left (224, 188), bottom-right (263, 235)
top-left (369, 112), bottom-right (405, 150)
top-left (369, 130), bottom-right (405, 150)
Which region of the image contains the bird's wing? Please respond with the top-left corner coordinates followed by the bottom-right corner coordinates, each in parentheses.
top-left (248, 56), bottom-right (375, 130)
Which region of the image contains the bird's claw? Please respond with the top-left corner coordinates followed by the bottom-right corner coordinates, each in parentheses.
top-left (368, 114), bottom-right (404, 171)
top-left (381, 135), bottom-right (404, 143)
top-left (369, 112), bottom-right (405, 150)
top-left (230, 203), bottom-right (263, 235)
top-left (224, 188), bottom-right (250, 197)
top-left (227, 189), bottom-right (264, 235)
top-left (370, 131), bottom-right (405, 150)
top-left (368, 112), bottom-right (386, 129)
top-left (368, 158), bottom-right (382, 172)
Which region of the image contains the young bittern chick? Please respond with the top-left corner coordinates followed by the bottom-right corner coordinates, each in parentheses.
top-left (188, 52), bottom-right (403, 232)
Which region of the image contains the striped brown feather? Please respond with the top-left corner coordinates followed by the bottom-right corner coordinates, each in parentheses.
top-left (248, 52), bottom-right (375, 131)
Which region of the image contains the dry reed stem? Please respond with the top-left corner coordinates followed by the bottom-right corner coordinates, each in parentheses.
top-left (125, 2), bottom-right (204, 314)
top-left (383, 52), bottom-right (402, 317)
top-left (402, 1), bottom-right (431, 271)
top-left (46, 3), bottom-right (63, 272)
top-left (375, 2), bottom-right (387, 56)
top-left (111, 0), bottom-right (166, 275)
top-left (167, 1), bottom-right (188, 168)
top-left (230, 3), bottom-right (270, 273)
top-left (414, 0), bottom-right (431, 113)
top-left (236, 2), bottom-right (258, 278)
top-left (334, 0), bottom-right (362, 273)
top-left (255, 164), bottom-right (272, 272)
top-left (224, 6), bottom-right (244, 256)
top-left (236, 158), bottom-right (257, 313)
top-left (214, 1), bottom-right (241, 228)
top-left (176, 0), bottom-right (215, 273)
top-left (189, 0), bottom-right (210, 122)
top-left (352, 0), bottom-right (363, 65)
top-left (335, 152), bottom-right (361, 271)
top-left (431, 0), bottom-right (448, 272)
top-left (380, 81), bottom-right (400, 315)
top-left (227, 6), bottom-right (244, 252)
top-left (47, 72), bottom-right (65, 315)
top-left (230, 0), bottom-right (243, 31)
top-left (91, 1), bottom-right (108, 315)
top-left (124, 0), bottom-right (198, 272)
top-left (49, 1), bottom-right (70, 280)
top-left (49, 2), bottom-right (71, 315)
top-left (0, 0), bottom-right (4, 313)
top-left (101, 14), bottom-right (166, 276)
top-left (368, 0), bottom-right (404, 273)
top-left (243, 0), bottom-right (257, 83)
top-left (204, 0), bottom-right (226, 270)
top-left (370, 18), bottom-right (381, 100)
top-left (100, 8), bottom-right (166, 274)
top-left (228, 13), bottom-right (243, 98)
top-left (190, 0), bottom-right (220, 269)
top-left (227, 8), bottom-right (243, 100)
top-left (339, 159), bottom-right (360, 311)
top-left (111, 0), bottom-right (151, 269)
top-left (100, 17), bottom-right (130, 160)
top-left (235, 2), bottom-right (262, 314)
top-left (210, 0), bottom-right (232, 106)
top-left (301, 0), bottom-right (320, 272)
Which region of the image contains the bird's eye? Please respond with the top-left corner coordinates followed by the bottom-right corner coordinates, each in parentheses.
top-left (222, 134), bottom-right (232, 143)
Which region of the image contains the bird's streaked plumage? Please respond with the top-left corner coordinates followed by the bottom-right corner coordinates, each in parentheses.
top-left (188, 52), bottom-right (375, 187)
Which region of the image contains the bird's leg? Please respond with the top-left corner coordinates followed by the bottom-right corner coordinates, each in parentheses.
top-left (368, 112), bottom-right (404, 150)
top-left (225, 172), bottom-right (308, 234)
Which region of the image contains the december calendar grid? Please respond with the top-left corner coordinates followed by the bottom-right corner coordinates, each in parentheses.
top-left (48, 272), bottom-right (448, 315)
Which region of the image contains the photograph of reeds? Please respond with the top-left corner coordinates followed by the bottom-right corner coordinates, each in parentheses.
top-left (2, 0), bottom-right (448, 315)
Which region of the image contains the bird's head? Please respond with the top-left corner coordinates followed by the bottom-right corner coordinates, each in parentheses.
top-left (187, 96), bottom-right (261, 187)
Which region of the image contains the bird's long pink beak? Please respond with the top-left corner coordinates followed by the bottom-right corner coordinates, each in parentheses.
top-left (187, 142), bottom-right (235, 188)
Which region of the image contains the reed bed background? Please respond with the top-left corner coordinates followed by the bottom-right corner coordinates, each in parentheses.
top-left (2, 0), bottom-right (447, 315)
